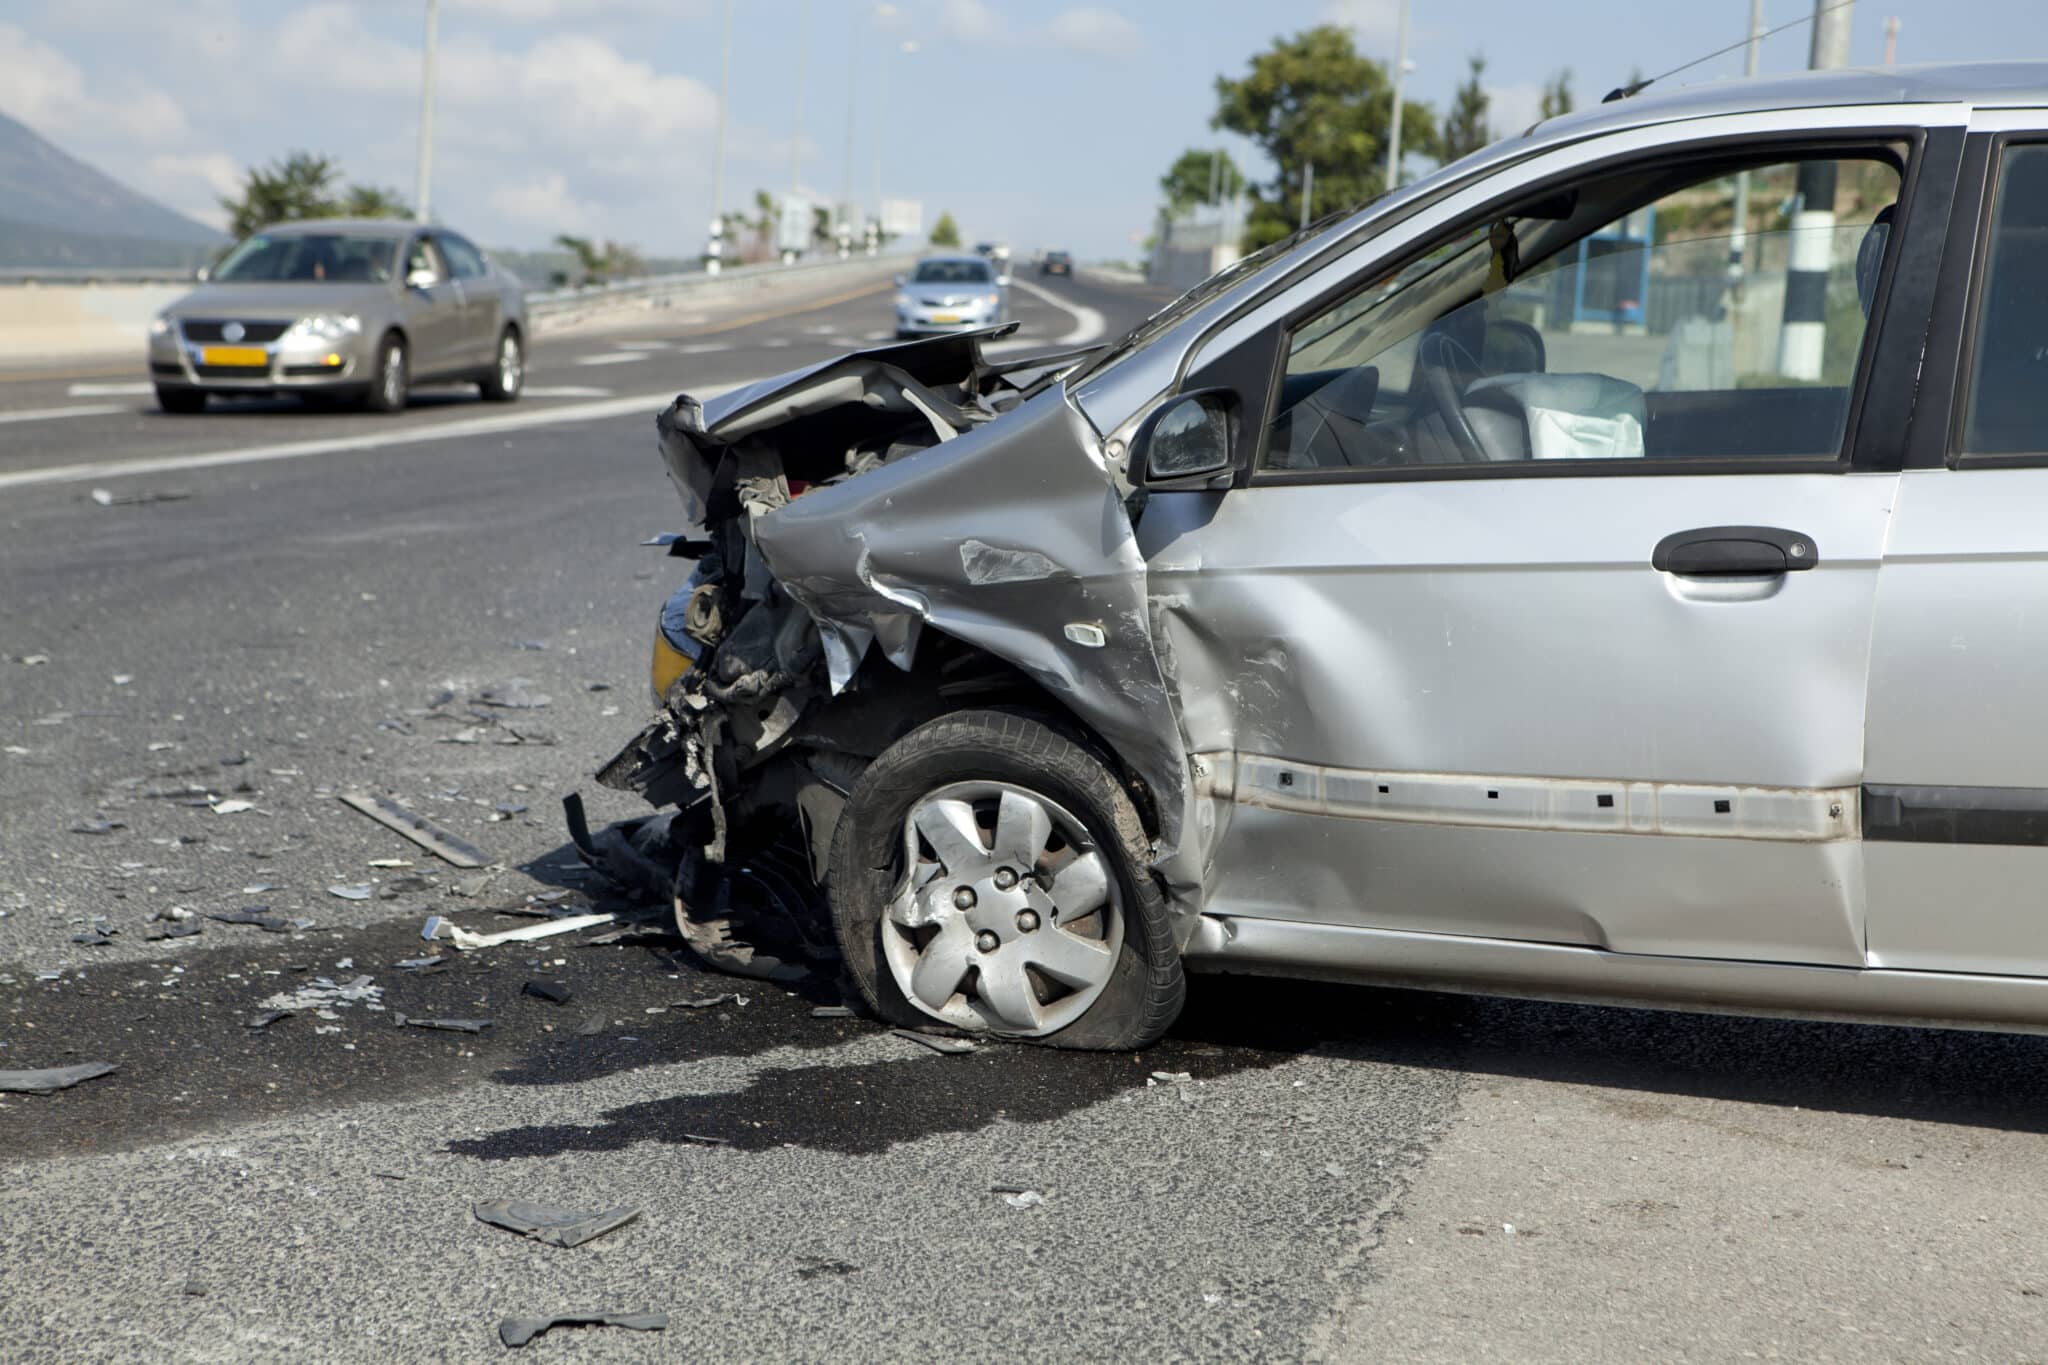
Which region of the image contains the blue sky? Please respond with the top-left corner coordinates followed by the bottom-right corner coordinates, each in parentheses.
top-left (6, 0), bottom-right (2044, 260)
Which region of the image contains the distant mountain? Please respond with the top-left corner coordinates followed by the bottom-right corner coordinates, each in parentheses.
top-left (0, 109), bottom-right (226, 271)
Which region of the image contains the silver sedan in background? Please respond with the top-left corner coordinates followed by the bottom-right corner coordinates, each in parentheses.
top-left (893, 254), bottom-right (1010, 339)
top-left (148, 218), bottom-right (527, 414)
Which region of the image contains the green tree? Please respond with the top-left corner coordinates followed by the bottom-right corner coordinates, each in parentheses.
top-left (554, 234), bottom-right (644, 286)
top-left (1539, 69), bottom-right (1576, 121)
top-left (929, 211), bottom-right (962, 247)
top-left (340, 184), bottom-right (411, 220)
top-left (1442, 54), bottom-right (1493, 160)
top-left (1212, 25), bottom-right (1440, 251)
top-left (1159, 147), bottom-right (1245, 217)
top-left (220, 152), bottom-right (341, 239)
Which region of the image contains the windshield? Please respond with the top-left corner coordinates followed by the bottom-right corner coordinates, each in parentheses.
top-left (212, 232), bottom-right (399, 283)
top-left (911, 259), bottom-right (994, 284)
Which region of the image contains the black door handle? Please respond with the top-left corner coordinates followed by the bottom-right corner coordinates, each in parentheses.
top-left (1651, 526), bottom-right (1819, 576)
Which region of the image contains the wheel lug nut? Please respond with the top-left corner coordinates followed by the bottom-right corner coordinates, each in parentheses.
top-left (975, 930), bottom-right (1000, 953)
top-left (1015, 909), bottom-right (1040, 933)
top-left (952, 887), bottom-right (976, 911)
top-left (993, 867), bottom-right (1018, 890)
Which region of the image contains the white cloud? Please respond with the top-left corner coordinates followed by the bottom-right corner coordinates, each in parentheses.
top-left (141, 151), bottom-right (242, 229)
top-left (1323, 0), bottom-right (1402, 49)
top-left (273, 3), bottom-right (417, 97)
top-left (489, 172), bottom-right (594, 233)
top-left (447, 0), bottom-right (701, 18)
top-left (1046, 7), bottom-right (1141, 59)
top-left (940, 0), bottom-right (1010, 44)
top-left (1488, 80), bottom-right (1547, 137)
top-left (0, 22), bottom-right (189, 145)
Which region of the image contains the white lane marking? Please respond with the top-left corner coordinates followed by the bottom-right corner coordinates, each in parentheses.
top-left (676, 343), bottom-right (727, 355)
top-left (523, 385), bottom-right (614, 398)
top-left (611, 341), bottom-right (674, 351)
top-left (0, 403), bottom-right (129, 427)
top-left (1008, 278), bottom-right (1106, 346)
top-left (760, 338), bottom-right (792, 348)
top-left (0, 386), bottom-right (745, 492)
top-left (573, 352), bottom-right (649, 367)
top-left (67, 382), bottom-right (156, 397)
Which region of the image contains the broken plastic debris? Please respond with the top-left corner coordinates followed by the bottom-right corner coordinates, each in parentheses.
top-left (810, 1005), bottom-right (856, 1019)
top-left (395, 1013), bottom-right (492, 1033)
top-left (0, 1062), bottom-right (117, 1094)
top-left (89, 487), bottom-right (189, 507)
top-left (68, 819), bottom-right (125, 836)
top-left (210, 799), bottom-right (256, 815)
top-left (672, 993), bottom-right (735, 1010)
top-left (327, 884), bottom-right (372, 901)
top-left (245, 1009), bottom-right (294, 1030)
top-left (472, 1199), bottom-right (640, 1249)
top-left (472, 681), bottom-right (553, 710)
top-left (395, 955), bottom-right (444, 970)
top-left (422, 911), bottom-right (613, 952)
top-left (498, 1311), bottom-right (665, 1349)
top-left (999, 1189), bottom-right (1046, 1210)
top-left (144, 921), bottom-right (203, 942)
top-left (1150, 1070), bottom-right (1193, 1083)
top-left (795, 1256), bottom-right (859, 1278)
top-left (891, 1028), bottom-right (977, 1055)
top-left (207, 907), bottom-right (294, 933)
top-left (336, 792), bottom-right (488, 868)
top-left (522, 980), bottom-right (572, 1005)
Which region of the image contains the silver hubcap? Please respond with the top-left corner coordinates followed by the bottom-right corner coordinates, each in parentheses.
top-left (882, 781), bottom-right (1121, 1036)
top-left (499, 334), bottom-right (521, 391)
top-left (382, 345), bottom-right (403, 404)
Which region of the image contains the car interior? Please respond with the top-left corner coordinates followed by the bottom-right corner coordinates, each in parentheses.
top-left (1264, 151), bottom-right (1905, 472)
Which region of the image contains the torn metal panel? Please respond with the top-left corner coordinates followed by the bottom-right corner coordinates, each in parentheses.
top-left (337, 792), bottom-right (488, 868)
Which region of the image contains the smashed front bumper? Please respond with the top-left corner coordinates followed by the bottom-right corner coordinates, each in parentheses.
top-left (580, 325), bottom-right (1206, 976)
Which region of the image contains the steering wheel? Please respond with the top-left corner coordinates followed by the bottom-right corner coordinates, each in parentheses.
top-left (1416, 330), bottom-right (1489, 463)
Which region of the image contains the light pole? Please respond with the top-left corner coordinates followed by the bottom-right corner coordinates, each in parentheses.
top-left (836, 7), bottom-right (860, 256)
top-left (871, 36), bottom-right (917, 254)
top-left (705, 0), bottom-right (736, 275)
top-left (414, 0), bottom-right (439, 221)
top-left (1728, 0), bottom-right (1765, 279)
top-left (1779, 0), bottom-right (1856, 380)
top-left (782, 0), bottom-right (810, 264)
top-left (1384, 0), bottom-right (1411, 191)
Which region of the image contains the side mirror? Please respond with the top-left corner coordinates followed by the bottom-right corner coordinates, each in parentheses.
top-left (1135, 389), bottom-right (1236, 485)
top-left (995, 274), bottom-right (1012, 288)
top-left (406, 268), bottom-right (438, 290)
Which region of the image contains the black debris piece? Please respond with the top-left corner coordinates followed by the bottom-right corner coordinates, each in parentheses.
top-left (472, 681), bottom-right (552, 710)
top-left (522, 980), bottom-right (572, 1005)
top-left (472, 1199), bottom-right (641, 1249)
top-left (574, 1014), bottom-right (605, 1037)
top-left (337, 792), bottom-right (487, 868)
top-left (810, 1005), bottom-right (856, 1019)
top-left (426, 687), bottom-right (457, 710)
top-left (208, 906), bottom-right (290, 932)
top-left (673, 994), bottom-right (736, 1010)
top-left (245, 1009), bottom-right (294, 1030)
top-left (144, 921), bottom-right (203, 942)
top-left (891, 1028), bottom-right (977, 1055)
top-left (218, 752), bottom-right (249, 767)
top-left (680, 1133), bottom-right (730, 1147)
top-left (71, 919), bottom-right (118, 946)
top-left (68, 819), bottom-right (124, 836)
top-left (795, 1256), bottom-right (860, 1279)
top-left (395, 1013), bottom-right (492, 1034)
top-left (498, 1311), bottom-right (665, 1349)
top-left (0, 1062), bottom-right (117, 1094)
top-left (585, 682), bottom-right (612, 692)
top-left (378, 876), bottom-right (435, 900)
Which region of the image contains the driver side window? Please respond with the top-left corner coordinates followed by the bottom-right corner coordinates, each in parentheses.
top-left (1261, 154), bottom-right (1902, 472)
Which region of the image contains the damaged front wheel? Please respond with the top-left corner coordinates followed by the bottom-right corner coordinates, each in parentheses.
top-left (829, 710), bottom-right (1184, 1050)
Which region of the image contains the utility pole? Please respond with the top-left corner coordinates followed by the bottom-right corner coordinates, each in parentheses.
top-left (836, 6), bottom-right (857, 256)
top-left (872, 38), bottom-right (916, 253)
top-left (1883, 15), bottom-right (1900, 63)
top-left (1728, 0), bottom-right (1765, 278)
top-left (705, 0), bottom-right (735, 275)
top-left (1300, 161), bottom-right (1315, 231)
top-left (1384, 0), bottom-right (1411, 191)
top-left (1779, 0), bottom-right (1855, 380)
top-left (414, 0), bottom-right (439, 221)
top-left (783, 0), bottom-right (809, 264)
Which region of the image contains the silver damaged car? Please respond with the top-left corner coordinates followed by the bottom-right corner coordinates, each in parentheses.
top-left (149, 219), bottom-right (527, 414)
top-left (584, 63), bottom-right (2048, 1051)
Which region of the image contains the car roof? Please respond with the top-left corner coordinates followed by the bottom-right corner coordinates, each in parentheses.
top-left (259, 219), bottom-right (424, 237)
top-left (914, 254), bottom-right (994, 268)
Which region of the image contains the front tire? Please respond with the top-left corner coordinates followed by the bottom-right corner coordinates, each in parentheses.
top-left (155, 386), bottom-right (205, 414)
top-left (829, 709), bottom-right (1184, 1051)
top-left (479, 326), bottom-right (523, 402)
top-left (364, 333), bottom-right (409, 413)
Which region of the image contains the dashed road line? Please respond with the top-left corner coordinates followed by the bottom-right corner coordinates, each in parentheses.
top-left (66, 382), bottom-right (155, 397)
top-left (0, 403), bottom-right (128, 427)
top-left (573, 352), bottom-right (649, 367)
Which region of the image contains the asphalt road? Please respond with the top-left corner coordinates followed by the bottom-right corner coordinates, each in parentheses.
top-left (4, 267), bottom-right (2047, 1363)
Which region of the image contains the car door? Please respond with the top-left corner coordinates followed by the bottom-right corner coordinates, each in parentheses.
top-left (398, 234), bottom-right (465, 378)
top-left (1864, 113), bottom-right (2048, 976)
top-left (1138, 112), bottom-right (1963, 967)
top-left (438, 233), bottom-right (500, 368)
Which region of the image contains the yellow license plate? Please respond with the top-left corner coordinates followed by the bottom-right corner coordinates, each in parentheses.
top-left (200, 345), bottom-right (268, 367)
top-left (929, 313), bottom-right (960, 324)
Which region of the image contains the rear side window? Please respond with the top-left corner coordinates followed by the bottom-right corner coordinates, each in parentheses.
top-left (441, 234), bottom-right (488, 280)
top-left (1961, 145), bottom-right (2048, 456)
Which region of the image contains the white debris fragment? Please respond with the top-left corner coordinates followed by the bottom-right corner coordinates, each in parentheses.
top-left (1000, 1190), bottom-right (1046, 1210)
top-left (259, 975), bottom-right (381, 1014)
top-left (211, 800), bottom-right (256, 815)
top-left (327, 885), bottom-right (372, 901)
top-left (420, 911), bottom-right (613, 951)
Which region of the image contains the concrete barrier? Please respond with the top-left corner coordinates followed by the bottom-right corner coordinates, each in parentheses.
top-left (0, 254), bottom-right (912, 364)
